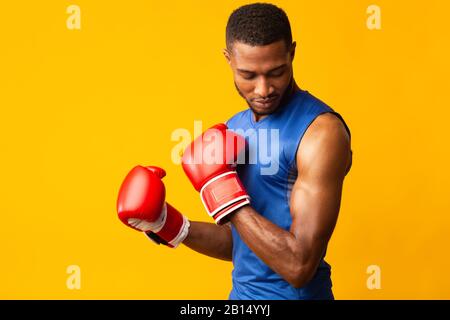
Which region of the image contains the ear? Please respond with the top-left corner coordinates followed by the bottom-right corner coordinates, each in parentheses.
top-left (289, 41), bottom-right (297, 62)
top-left (223, 48), bottom-right (231, 65)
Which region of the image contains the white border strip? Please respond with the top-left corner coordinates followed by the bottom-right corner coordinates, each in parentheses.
top-left (169, 215), bottom-right (190, 248)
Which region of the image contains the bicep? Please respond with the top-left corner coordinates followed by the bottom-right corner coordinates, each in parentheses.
top-left (289, 173), bottom-right (343, 247)
top-left (289, 114), bottom-right (351, 255)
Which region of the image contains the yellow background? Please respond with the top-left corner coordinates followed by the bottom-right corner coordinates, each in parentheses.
top-left (0, 0), bottom-right (449, 299)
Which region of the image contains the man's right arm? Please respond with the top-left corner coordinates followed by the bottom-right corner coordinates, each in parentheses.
top-left (183, 221), bottom-right (233, 261)
top-left (116, 165), bottom-right (233, 258)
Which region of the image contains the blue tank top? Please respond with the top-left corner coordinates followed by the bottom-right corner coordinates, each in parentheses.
top-left (226, 89), bottom-right (350, 300)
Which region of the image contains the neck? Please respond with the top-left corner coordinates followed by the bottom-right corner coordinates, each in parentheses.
top-left (279, 79), bottom-right (300, 107)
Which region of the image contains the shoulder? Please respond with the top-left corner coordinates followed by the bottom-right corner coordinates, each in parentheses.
top-left (307, 113), bottom-right (350, 143)
top-left (297, 112), bottom-right (351, 176)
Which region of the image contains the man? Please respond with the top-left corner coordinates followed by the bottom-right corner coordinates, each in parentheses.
top-left (117, 3), bottom-right (352, 300)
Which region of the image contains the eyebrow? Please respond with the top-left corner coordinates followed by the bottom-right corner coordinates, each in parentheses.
top-left (237, 64), bottom-right (287, 74)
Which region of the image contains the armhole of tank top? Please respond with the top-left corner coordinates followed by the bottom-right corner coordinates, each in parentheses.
top-left (288, 110), bottom-right (351, 169)
top-left (288, 111), bottom-right (327, 171)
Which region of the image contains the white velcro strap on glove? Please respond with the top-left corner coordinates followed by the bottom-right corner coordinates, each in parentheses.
top-left (168, 215), bottom-right (190, 248)
top-left (127, 203), bottom-right (167, 233)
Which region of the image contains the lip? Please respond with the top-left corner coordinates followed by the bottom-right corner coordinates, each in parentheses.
top-left (253, 96), bottom-right (278, 107)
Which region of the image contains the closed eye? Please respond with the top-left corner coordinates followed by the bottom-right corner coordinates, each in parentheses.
top-left (269, 70), bottom-right (285, 78)
top-left (239, 71), bottom-right (256, 80)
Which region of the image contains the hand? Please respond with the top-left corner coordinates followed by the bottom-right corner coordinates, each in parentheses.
top-left (181, 124), bottom-right (250, 224)
top-left (117, 165), bottom-right (190, 248)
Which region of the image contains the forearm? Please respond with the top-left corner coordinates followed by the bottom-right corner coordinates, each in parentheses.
top-left (230, 206), bottom-right (318, 287)
top-left (183, 221), bottom-right (233, 261)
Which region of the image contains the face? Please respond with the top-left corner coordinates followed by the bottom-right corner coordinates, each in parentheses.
top-left (224, 40), bottom-right (296, 120)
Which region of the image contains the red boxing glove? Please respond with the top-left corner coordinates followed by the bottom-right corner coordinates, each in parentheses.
top-left (181, 123), bottom-right (250, 224)
top-left (117, 165), bottom-right (190, 248)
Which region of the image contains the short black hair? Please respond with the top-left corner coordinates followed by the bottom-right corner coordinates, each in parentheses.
top-left (226, 3), bottom-right (292, 50)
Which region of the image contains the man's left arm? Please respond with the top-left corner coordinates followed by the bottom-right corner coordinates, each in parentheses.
top-left (230, 113), bottom-right (352, 288)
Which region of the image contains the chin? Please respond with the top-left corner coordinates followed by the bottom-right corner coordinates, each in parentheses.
top-left (249, 102), bottom-right (280, 116)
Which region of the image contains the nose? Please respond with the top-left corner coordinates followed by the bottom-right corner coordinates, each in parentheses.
top-left (254, 76), bottom-right (273, 98)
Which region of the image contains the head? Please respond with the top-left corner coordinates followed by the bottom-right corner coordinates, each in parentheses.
top-left (224, 3), bottom-right (296, 120)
